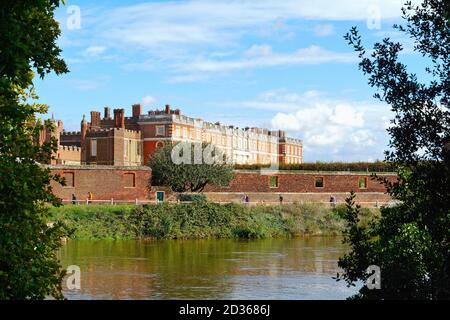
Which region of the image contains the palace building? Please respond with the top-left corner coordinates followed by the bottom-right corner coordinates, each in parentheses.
top-left (42, 104), bottom-right (303, 166)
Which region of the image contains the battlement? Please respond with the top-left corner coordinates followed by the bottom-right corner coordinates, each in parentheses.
top-left (112, 127), bottom-right (140, 134)
top-left (62, 131), bottom-right (81, 135)
top-left (284, 137), bottom-right (303, 145)
top-left (59, 145), bottom-right (81, 152)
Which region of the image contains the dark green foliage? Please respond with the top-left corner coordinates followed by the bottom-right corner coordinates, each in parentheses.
top-left (0, 1), bottom-right (69, 299)
top-left (235, 161), bottom-right (396, 172)
top-left (338, 0), bottom-right (450, 299)
top-left (51, 203), bottom-right (378, 240)
top-left (148, 142), bottom-right (235, 192)
top-left (178, 193), bottom-right (208, 202)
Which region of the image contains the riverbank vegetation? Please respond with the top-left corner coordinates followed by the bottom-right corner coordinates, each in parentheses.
top-left (50, 203), bottom-right (379, 240)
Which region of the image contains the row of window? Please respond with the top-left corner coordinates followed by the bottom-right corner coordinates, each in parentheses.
top-left (165, 125), bottom-right (282, 154)
top-left (89, 139), bottom-right (141, 158)
top-left (285, 145), bottom-right (301, 156)
top-left (284, 157), bottom-right (302, 164)
top-left (268, 176), bottom-right (369, 189)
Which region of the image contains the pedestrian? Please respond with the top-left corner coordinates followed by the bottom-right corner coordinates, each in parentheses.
top-left (245, 195), bottom-right (250, 204)
top-left (330, 195), bottom-right (337, 209)
top-left (71, 193), bottom-right (77, 205)
top-left (88, 191), bottom-right (93, 205)
top-left (279, 194), bottom-right (283, 205)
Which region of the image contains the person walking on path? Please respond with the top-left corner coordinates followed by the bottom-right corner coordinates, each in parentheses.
top-left (329, 195), bottom-right (337, 209)
top-left (88, 192), bottom-right (93, 205)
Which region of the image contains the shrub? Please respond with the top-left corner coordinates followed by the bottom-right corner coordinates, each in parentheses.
top-left (178, 193), bottom-right (208, 202)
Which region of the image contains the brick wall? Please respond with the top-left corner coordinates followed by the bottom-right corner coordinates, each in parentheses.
top-left (205, 171), bottom-right (396, 193)
top-left (49, 166), bottom-right (396, 204)
top-left (52, 146), bottom-right (81, 165)
top-left (49, 165), bottom-right (151, 201)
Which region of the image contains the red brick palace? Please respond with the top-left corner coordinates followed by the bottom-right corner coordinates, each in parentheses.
top-left (39, 103), bottom-right (303, 166)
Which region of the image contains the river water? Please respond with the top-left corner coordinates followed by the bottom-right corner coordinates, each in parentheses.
top-left (58, 238), bottom-right (358, 300)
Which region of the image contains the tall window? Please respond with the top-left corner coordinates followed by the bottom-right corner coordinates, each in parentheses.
top-left (156, 125), bottom-right (165, 136)
top-left (63, 172), bottom-right (75, 187)
top-left (269, 176), bottom-right (279, 188)
top-left (182, 127), bottom-right (187, 138)
top-left (358, 177), bottom-right (368, 189)
top-left (91, 139), bottom-right (97, 157)
top-left (124, 173), bottom-right (135, 188)
top-left (124, 139), bottom-right (130, 157)
top-left (315, 177), bottom-right (324, 188)
top-left (175, 127), bottom-right (180, 137)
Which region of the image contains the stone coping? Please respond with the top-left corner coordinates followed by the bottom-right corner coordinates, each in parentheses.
top-left (233, 170), bottom-right (396, 175)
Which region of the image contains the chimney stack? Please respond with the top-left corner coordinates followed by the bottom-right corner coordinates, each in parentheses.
top-left (165, 104), bottom-right (171, 114)
top-left (81, 115), bottom-right (87, 163)
top-left (90, 111), bottom-right (101, 128)
top-left (113, 109), bottom-right (125, 129)
top-left (132, 103), bottom-right (142, 118)
top-left (104, 107), bottom-right (111, 119)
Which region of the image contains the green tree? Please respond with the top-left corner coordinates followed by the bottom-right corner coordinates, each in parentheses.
top-left (0, 0), bottom-right (69, 299)
top-left (337, 0), bottom-right (449, 299)
top-left (148, 142), bottom-right (234, 192)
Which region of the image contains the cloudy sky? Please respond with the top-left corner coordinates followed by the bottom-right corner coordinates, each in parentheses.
top-left (35, 0), bottom-right (425, 162)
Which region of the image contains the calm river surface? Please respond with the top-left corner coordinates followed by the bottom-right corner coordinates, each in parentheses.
top-left (58, 238), bottom-right (358, 300)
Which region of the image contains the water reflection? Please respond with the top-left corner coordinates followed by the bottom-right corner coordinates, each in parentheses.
top-left (58, 238), bottom-right (357, 300)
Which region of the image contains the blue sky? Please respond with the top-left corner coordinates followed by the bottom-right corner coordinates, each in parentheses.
top-left (35, 0), bottom-right (424, 162)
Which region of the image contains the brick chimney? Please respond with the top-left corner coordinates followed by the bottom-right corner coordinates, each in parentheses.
top-left (90, 111), bottom-right (101, 128)
top-left (132, 103), bottom-right (142, 118)
top-left (104, 107), bottom-right (111, 119)
top-left (113, 109), bottom-right (125, 129)
top-left (165, 104), bottom-right (171, 114)
top-left (81, 115), bottom-right (87, 162)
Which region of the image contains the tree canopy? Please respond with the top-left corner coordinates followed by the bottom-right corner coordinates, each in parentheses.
top-left (338, 0), bottom-right (449, 299)
top-left (148, 142), bottom-right (234, 193)
top-left (0, 0), bottom-right (69, 299)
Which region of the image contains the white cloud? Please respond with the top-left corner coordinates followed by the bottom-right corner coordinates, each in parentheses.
top-left (245, 44), bottom-right (273, 57)
top-left (96, 0), bottom-right (417, 50)
top-left (70, 78), bottom-right (108, 91)
top-left (171, 45), bottom-right (356, 77)
top-left (82, 46), bottom-right (107, 57)
top-left (313, 24), bottom-right (335, 37)
top-left (65, 0), bottom-right (418, 73)
top-left (58, 0), bottom-right (423, 84)
top-left (167, 73), bottom-right (210, 84)
top-left (270, 96), bottom-right (389, 160)
top-left (215, 88), bottom-right (391, 161)
top-left (142, 95), bottom-right (156, 106)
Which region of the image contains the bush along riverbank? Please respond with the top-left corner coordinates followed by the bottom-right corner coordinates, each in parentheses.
top-left (50, 202), bottom-right (380, 240)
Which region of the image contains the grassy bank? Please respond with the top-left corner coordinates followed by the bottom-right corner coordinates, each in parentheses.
top-left (50, 202), bottom-right (379, 240)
